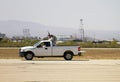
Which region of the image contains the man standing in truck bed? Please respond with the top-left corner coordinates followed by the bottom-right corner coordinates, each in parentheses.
top-left (48, 32), bottom-right (56, 46)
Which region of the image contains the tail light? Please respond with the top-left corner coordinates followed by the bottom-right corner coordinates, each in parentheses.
top-left (78, 46), bottom-right (81, 51)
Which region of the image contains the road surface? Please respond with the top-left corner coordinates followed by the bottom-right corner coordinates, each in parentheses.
top-left (0, 59), bottom-right (120, 82)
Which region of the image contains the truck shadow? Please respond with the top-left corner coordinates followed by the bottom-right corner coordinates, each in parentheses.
top-left (21, 59), bottom-right (89, 61)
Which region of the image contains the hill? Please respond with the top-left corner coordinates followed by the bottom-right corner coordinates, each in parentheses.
top-left (0, 20), bottom-right (119, 40)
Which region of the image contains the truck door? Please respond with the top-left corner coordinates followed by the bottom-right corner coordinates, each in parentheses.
top-left (35, 42), bottom-right (52, 56)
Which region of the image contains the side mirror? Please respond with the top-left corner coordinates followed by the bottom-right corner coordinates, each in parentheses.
top-left (37, 45), bottom-right (42, 48)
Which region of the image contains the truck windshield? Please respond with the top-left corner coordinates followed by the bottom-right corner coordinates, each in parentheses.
top-left (33, 41), bottom-right (40, 47)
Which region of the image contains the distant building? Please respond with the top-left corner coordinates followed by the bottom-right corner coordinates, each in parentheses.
top-left (11, 36), bottom-right (24, 42)
top-left (57, 35), bottom-right (74, 41)
top-left (117, 42), bottom-right (120, 44)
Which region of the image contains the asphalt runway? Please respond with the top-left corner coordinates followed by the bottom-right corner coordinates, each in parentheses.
top-left (0, 59), bottom-right (120, 82)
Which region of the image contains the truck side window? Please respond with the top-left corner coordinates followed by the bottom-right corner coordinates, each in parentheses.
top-left (44, 42), bottom-right (51, 47)
top-left (38, 42), bottom-right (51, 48)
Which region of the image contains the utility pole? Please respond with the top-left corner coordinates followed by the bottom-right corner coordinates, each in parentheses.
top-left (23, 29), bottom-right (31, 38)
top-left (79, 19), bottom-right (84, 41)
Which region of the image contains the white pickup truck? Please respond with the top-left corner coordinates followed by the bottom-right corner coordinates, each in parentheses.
top-left (19, 40), bottom-right (83, 60)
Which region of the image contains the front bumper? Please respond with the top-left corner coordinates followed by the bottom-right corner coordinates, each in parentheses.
top-left (19, 52), bottom-right (25, 57)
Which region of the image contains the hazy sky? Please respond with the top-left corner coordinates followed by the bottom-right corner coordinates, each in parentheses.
top-left (0, 0), bottom-right (120, 30)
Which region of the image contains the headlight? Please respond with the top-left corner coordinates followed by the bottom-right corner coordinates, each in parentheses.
top-left (19, 49), bottom-right (25, 52)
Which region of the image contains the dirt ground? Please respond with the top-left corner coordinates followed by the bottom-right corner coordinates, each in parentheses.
top-left (0, 48), bottom-right (120, 82)
top-left (0, 59), bottom-right (120, 82)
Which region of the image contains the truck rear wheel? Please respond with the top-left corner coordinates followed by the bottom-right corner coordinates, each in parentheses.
top-left (25, 52), bottom-right (34, 60)
top-left (64, 52), bottom-right (73, 60)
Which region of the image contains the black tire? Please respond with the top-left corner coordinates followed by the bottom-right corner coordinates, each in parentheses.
top-left (25, 52), bottom-right (34, 60)
top-left (64, 52), bottom-right (73, 60)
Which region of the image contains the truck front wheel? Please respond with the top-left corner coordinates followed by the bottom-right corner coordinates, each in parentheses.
top-left (25, 52), bottom-right (34, 60)
top-left (64, 52), bottom-right (73, 60)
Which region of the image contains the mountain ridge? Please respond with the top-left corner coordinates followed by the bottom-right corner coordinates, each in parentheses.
top-left (0, 20), bottom-right (119, 40)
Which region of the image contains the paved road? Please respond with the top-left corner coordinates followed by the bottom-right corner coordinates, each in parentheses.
top-left (0, 59), bottom-right (120, 82)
